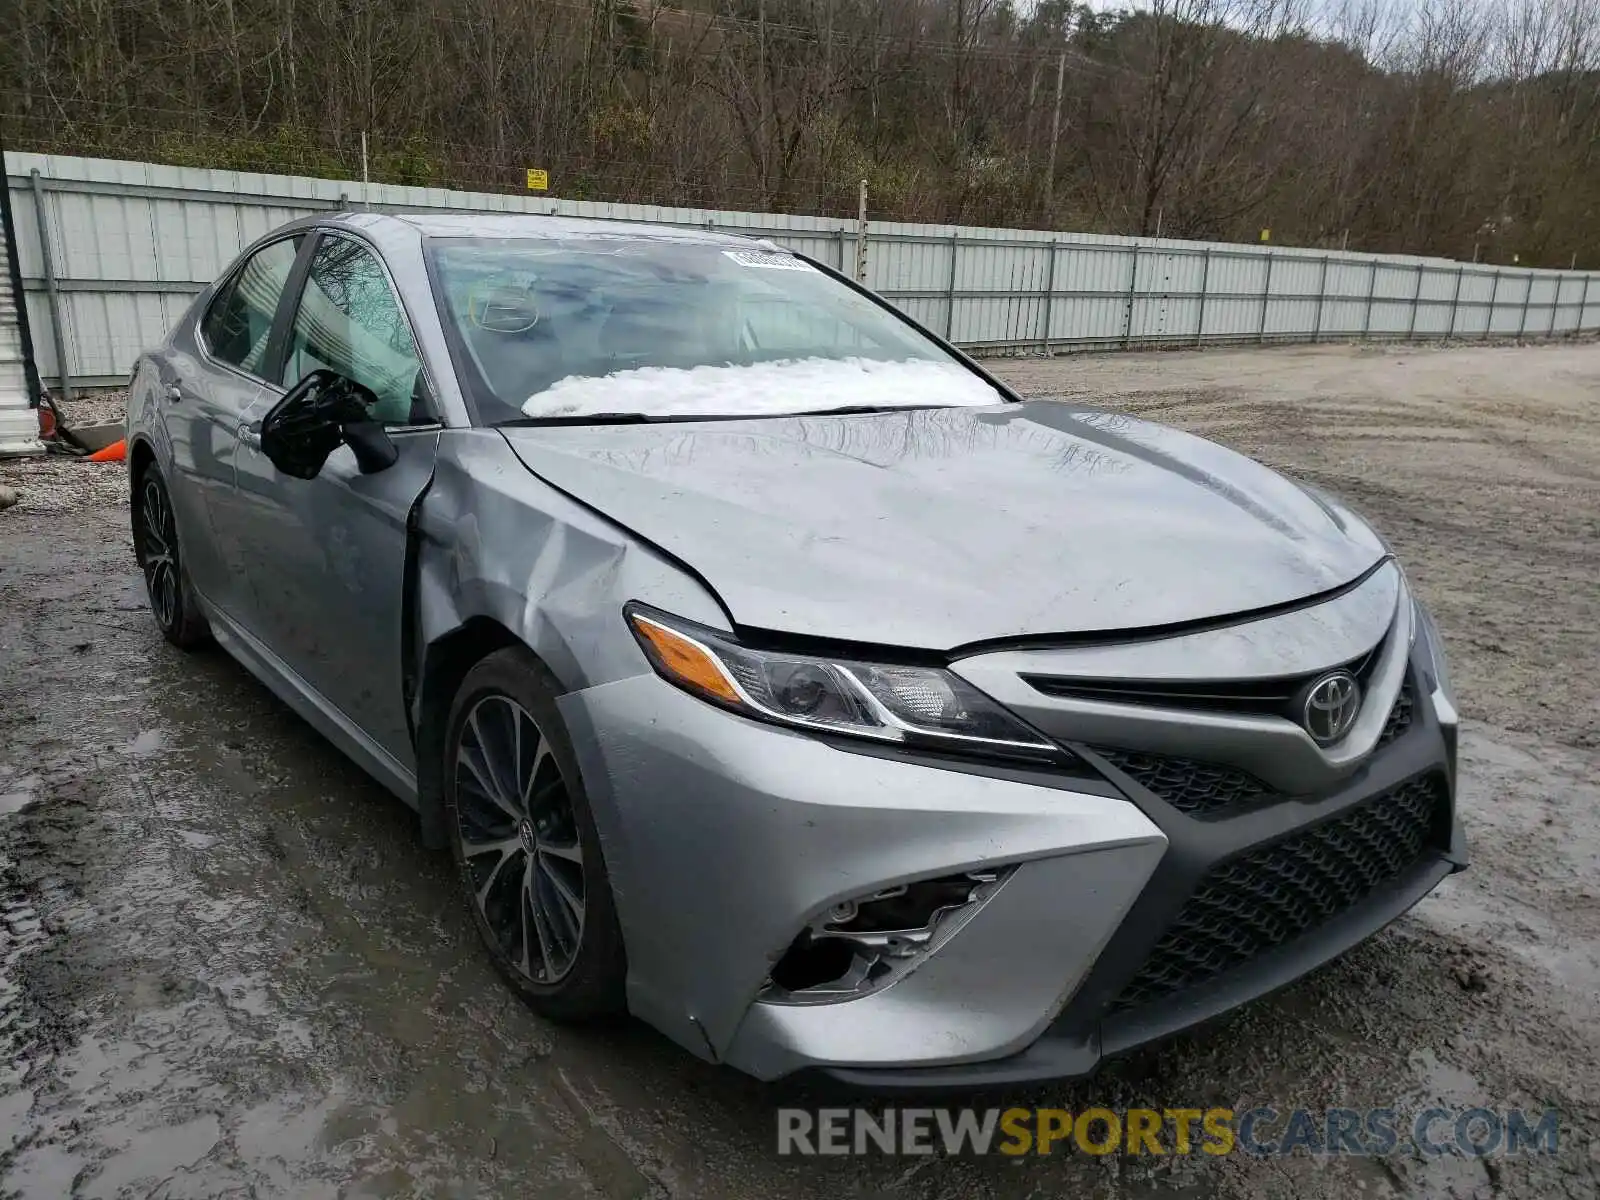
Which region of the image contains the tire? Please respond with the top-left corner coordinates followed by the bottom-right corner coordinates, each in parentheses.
top-left (443, 646), bottom-right (627, 1021)
top-left (133, 463), bottom-right (210, 649)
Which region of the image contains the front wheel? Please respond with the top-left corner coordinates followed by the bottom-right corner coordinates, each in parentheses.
top-left (133, 464), bottom-right (209, 649)
top-left (444, 647), bottom-right (627, 1020)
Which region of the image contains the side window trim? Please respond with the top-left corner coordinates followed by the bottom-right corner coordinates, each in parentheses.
top-left (259, 231), bottom-right (322, 390)
top-left (277, 227), bottom-right (439, 425)
top-left (196, 231), bottom-right (314, 385)
top-left (196, 273), bottom-right (240, 359)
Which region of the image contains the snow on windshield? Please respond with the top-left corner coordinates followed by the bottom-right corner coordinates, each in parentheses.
top-left (429, 237), bottom-right (1009, 423)
top-left (521, 356), bottom-right (1001, 418)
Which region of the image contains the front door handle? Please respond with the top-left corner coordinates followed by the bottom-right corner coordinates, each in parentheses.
top-left (237, 423), bottom-right (261, 450)
top-left (166, 383), bottom-right (184, 403)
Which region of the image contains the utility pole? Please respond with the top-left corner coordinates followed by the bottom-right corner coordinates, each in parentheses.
top-left (855, 179), bottom-right (869, 282)
top-left (757, 0), bottom-right (769, 200)
top-left (1044, 50), bottom-right (1066, 213)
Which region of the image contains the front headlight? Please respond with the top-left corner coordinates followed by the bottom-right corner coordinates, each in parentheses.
top-left (625, 605), bottom-right (1066, 764)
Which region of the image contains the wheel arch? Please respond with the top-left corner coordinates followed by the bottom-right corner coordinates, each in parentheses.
top-left (405, 430), bottom-right (731, 850)
top-left (128, 434), bottom-right (157, 477)
top-left (127, 436), bottom-right (159, 564)
top-left (414, 616), bottom-right (535, 849)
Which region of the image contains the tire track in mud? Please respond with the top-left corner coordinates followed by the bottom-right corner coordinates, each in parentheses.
top-left (0, 842), bottom-right (54, 1168)
top-left (0, 517), bottom-right (684, 1198)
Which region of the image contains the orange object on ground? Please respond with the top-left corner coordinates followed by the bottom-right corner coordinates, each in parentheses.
top-left (86, 439), bottom-right (125, 463)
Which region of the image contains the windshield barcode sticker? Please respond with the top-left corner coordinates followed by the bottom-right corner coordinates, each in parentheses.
top-left (724, 249), bottom-right (810, 270)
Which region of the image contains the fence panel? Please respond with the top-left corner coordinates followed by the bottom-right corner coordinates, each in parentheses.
top-left (7, 151), bottom-right (1598, 391)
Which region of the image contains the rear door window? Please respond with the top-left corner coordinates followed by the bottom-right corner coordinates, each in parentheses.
top-left (199, 236), bottom-right (303, 376)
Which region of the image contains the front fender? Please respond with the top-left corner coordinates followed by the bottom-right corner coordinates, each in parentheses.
top-left (412, 429), bottom-right (728, 695)
top-left (407, 428), bottom-right (727, 882)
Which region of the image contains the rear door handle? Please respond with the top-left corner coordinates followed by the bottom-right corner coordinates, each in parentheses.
top-left (166, 383), bottom-right (184, 403)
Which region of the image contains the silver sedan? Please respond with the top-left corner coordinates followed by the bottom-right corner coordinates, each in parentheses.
top-left (126, 212), bottom-right (1465, 1086)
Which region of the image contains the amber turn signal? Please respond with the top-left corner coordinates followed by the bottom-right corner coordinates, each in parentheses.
top-left (628, 613), bottom-right (744, 705)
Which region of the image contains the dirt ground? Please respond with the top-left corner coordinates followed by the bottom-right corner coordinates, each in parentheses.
top-left (2, 340), bottom-right (1598, 1198)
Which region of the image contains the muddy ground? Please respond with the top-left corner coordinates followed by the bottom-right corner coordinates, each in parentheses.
top-left (2, 340), bottom-right (1598, 1198)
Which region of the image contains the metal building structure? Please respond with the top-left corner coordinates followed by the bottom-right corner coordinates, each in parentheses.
top-left (5, 151), bottom-right (1598, 392)
top-left (0, 146), bottom-right (42, 455)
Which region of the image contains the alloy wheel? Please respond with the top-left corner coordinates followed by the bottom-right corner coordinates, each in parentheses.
top-left (141, 475), bottom-right (179, 629)
top-left (453, 694), bottom-right (587, 984)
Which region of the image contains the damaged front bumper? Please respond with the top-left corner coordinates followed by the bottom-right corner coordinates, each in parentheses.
top-left (557, 645), bottom-right (1462, 1087)
top-left (559, 672), bottom-right (1168, 1078)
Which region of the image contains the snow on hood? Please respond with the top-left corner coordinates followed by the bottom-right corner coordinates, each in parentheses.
top-left (521, 356), bottom-right (1002, 418)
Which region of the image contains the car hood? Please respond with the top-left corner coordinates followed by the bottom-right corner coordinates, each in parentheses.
top-left (499, 401), bottom-right (1386, 651)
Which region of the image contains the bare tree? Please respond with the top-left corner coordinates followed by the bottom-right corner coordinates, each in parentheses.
top-left (0, 0), bottom-right (1595, 265)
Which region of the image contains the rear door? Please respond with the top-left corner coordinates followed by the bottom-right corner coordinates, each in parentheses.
top-left (230, 230), bottom-right (441, 769)
top-left (165, 233), bottom-right (308, 618)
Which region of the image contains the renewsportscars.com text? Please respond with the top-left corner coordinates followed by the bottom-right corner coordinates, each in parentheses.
top-left (776, 1106), bottom-right (1560, 1158)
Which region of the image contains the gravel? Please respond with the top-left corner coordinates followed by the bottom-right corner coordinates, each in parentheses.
top-left (54, 388), bottom-right (129, 430)
top-left (0, 392), bottom-right (130, 515)
top-left (0, 457), bottom-right (127, 516)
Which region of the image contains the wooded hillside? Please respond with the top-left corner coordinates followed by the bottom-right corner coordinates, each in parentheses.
top-left (3, 0), bottom-right (1596, 266)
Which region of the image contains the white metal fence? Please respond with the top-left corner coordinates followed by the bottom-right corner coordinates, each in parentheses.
top-left (7, 151), bottom-right (1599, 394)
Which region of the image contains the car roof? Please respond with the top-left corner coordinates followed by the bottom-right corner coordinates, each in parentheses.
top-left (329, 210), bottom-right (769, 249)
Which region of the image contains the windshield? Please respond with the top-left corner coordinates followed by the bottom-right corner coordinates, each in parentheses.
top-left (425, 236), bottom-right (1005, 424)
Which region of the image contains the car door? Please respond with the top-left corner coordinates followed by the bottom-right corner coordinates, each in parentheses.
top-left (163, 233), bottom-right (307, 618)
top-left (231, 230), bottom-right (441, 772)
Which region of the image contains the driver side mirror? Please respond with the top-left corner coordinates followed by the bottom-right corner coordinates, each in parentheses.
top-left (259, 369), bottom-right (399, 480)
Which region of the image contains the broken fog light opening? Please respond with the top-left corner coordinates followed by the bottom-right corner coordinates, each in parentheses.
top-left (763, 868), bottom-right (1012, 1003)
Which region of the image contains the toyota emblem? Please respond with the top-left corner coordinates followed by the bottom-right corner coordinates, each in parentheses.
top-left (1303, 671), bottom-right (1361, 745)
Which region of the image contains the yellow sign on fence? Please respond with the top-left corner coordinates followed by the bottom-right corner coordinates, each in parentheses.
top-left (526, 168), bottom-right (549, 191)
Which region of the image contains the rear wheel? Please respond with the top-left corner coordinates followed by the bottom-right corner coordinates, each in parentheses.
top-left (444, 647), bottom-right (627, 1020)
top-left (134, 464), bottom-right (209, 649)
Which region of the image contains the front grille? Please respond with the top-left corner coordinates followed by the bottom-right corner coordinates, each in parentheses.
top-left (1107, 773), bottom-right (1448, 1014)
top-left (1095, 672), bottom-right (1420, 819)
top-left (1095, 748), bottom-right (1281, 818)
top-left (1024, 642), bottom-right (1384, 720)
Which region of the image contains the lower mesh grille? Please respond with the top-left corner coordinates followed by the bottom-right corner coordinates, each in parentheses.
top-left (1377, 681), bottom-right (1415, 748)
top-left (1108, 772), bottom-right (1448, 1014)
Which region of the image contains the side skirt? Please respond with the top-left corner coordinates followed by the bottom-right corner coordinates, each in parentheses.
top-left (198, 594), bottom-right (420, 808)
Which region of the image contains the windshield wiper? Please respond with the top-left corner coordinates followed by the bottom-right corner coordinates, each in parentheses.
top-left (505, 404), bottom-right (960, 428)
top-left (504, 412), bottom-right (661, 426)
top-left (788, 404), bottom-right (954, 417)
top-left (506, 410), bottom-right (824, 427)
